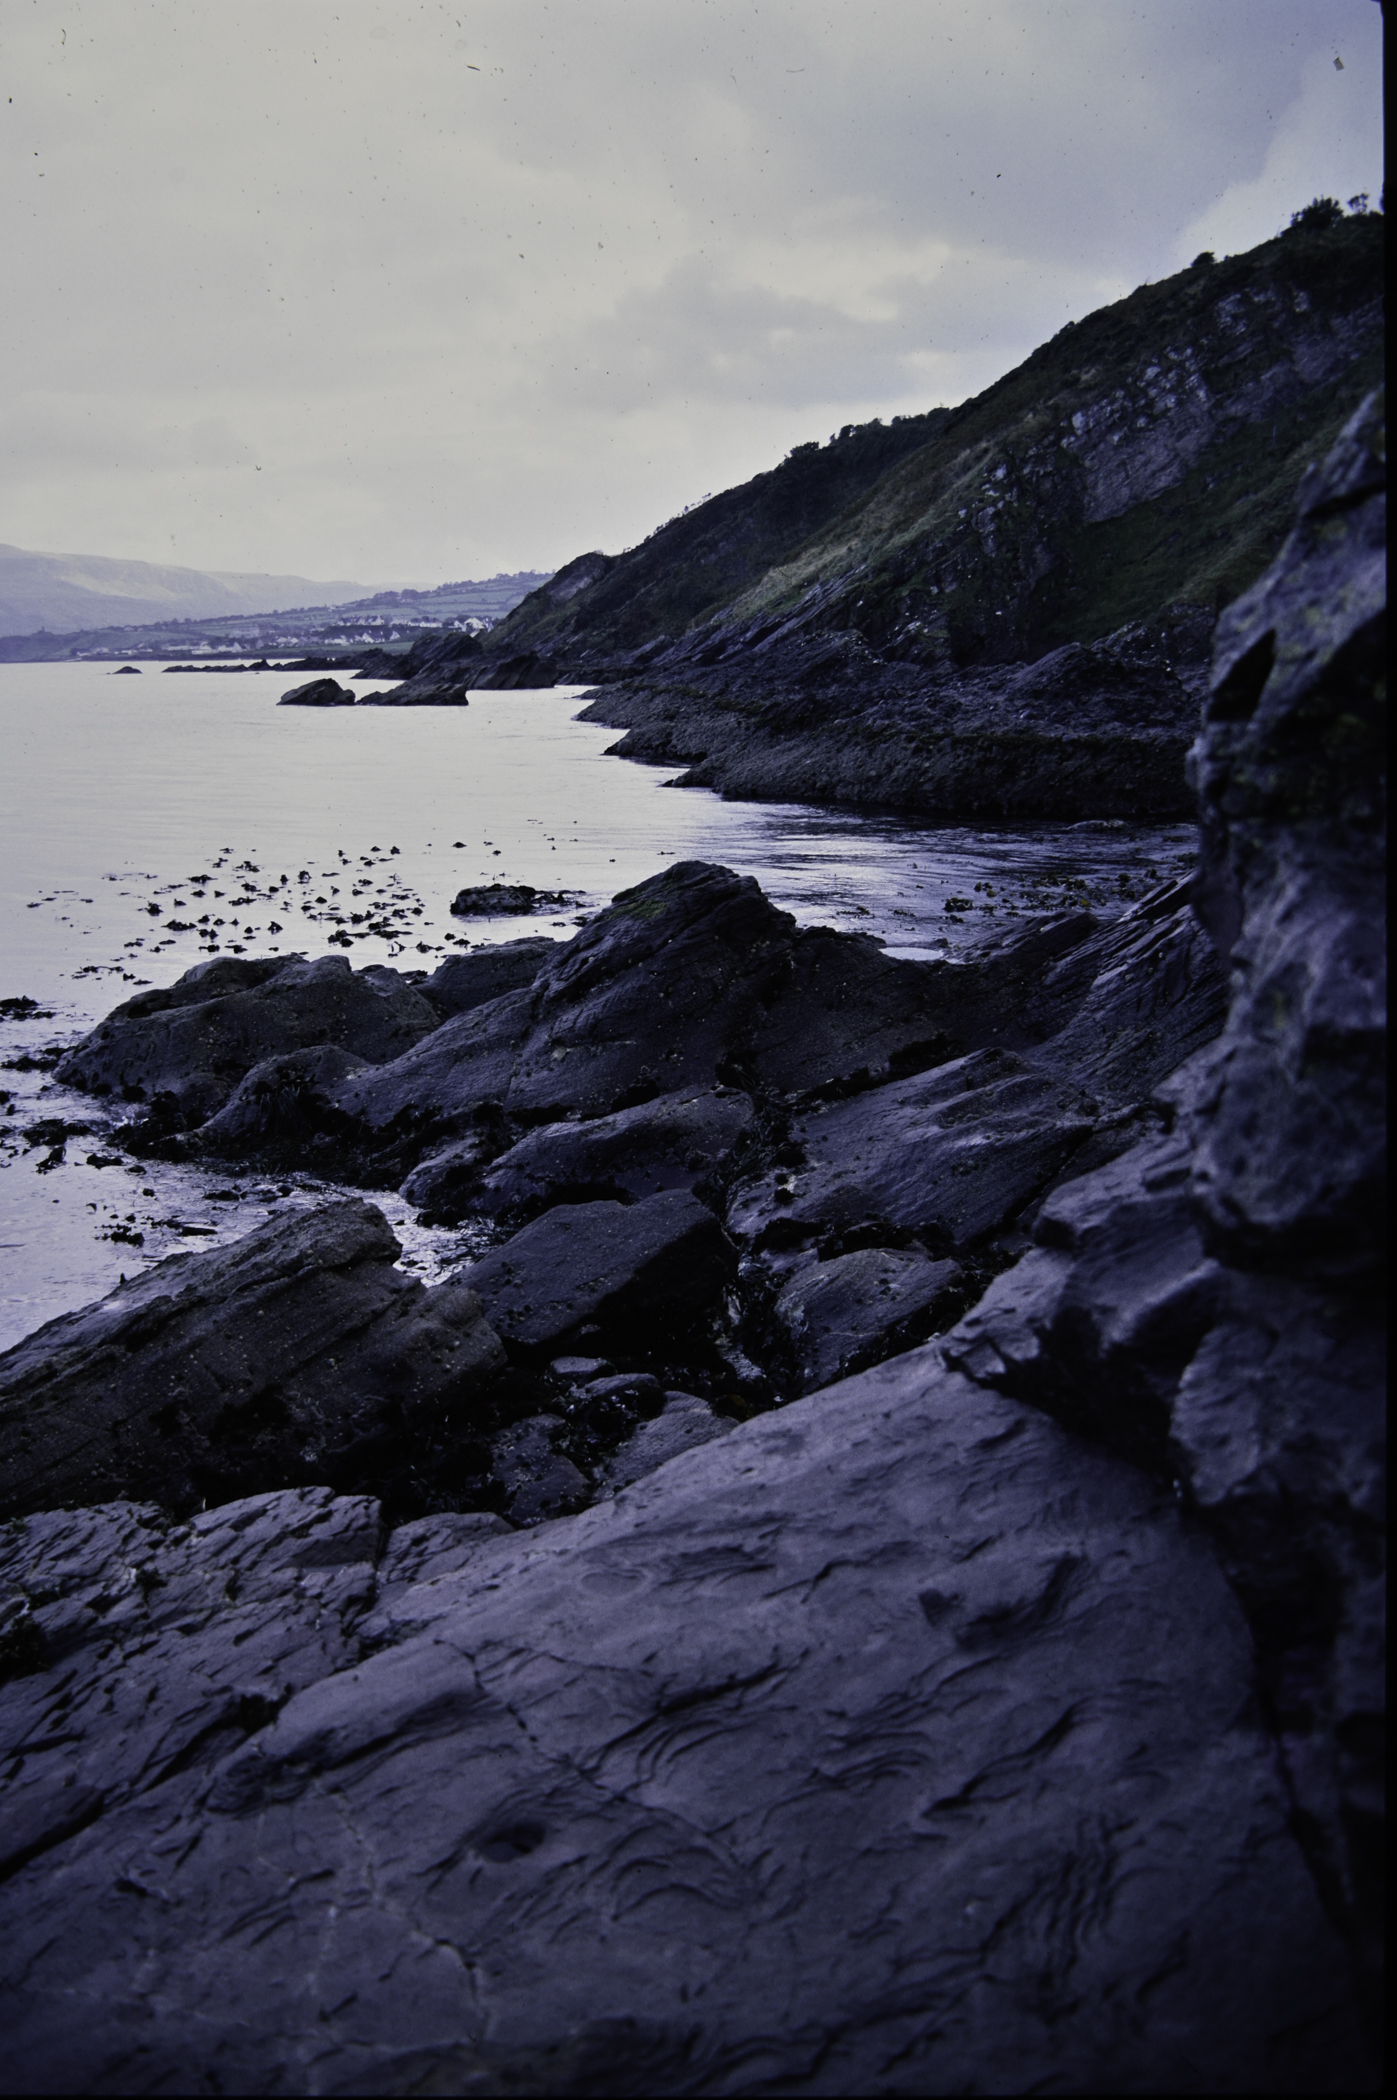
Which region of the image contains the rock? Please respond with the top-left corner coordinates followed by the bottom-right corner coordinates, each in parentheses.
top-left (354, 629), bottom-right (483, 704)
top-left (0, 1356), bottom-right (1367, 2093)
top-left (449, 883), bottom-right (572, 918)
top-left (488, 1415), bottom-right (589, 1525)
top-left (464, 1189), bottom-right (737, 1356)
top-left (464, 1086), bottom-right (755, 1222)
top-left (376, 1508), bottom-right (512, 1588)
top-left (57, 952), bottom-right (442, 1122)
top-left (1188, 390), bottom-right (1386, 1279)
top-left (277, 677), bottom-right (356, 706)
top-left (194, 1043), bottom-right (369, 1152)
top-left (0, 1201), bottom-right (505, 1519)
top-left (471, 650), bottom-right (555, 689)
top-left (419, 937), bottom-right (557, 1015)
top-left (599, 1389), bottom-right (734, 1490)
top-left (773, 1246), bottom-right (965, 1392)
top-left (112, 664), bottom-right (141, 674)
top-left (398, 1127), bottom-right (502, 1222)
top-left (729, 1048), bottom-right (1096, 1255)
top-left (331, 985), bottom-right (537, 1139)
top-left (937, 396), bottom-right (1388, 1996)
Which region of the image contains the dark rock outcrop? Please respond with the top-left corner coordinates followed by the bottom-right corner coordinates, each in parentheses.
top-left (0, 1201), bottom-right (505, 1519)
top-left (277, 676), bottom-right (356, 706)
top-left (56, 952), bottom-right (441, 1123)
top-left (465, 1188), bottom-right (738, 1357)
top-left (941, 390), bottom-right (1387, 2000)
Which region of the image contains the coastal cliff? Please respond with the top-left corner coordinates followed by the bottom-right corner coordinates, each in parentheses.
top-left (0, 395), bottom-right (1383, 2091)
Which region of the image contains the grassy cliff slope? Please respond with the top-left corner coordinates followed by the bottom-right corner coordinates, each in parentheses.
top-left (490, 210), bottom-right (1382, 676)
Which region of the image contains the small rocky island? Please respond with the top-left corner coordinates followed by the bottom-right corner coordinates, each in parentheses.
top-left (0, 388), bottom-right (1384, 2090)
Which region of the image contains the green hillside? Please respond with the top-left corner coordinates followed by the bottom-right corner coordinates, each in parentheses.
top-left (490, 208), bottom-right (1383, 674)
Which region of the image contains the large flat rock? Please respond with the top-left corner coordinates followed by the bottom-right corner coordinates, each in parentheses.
top-left (0, 1353), bottom-right (1364, 2093)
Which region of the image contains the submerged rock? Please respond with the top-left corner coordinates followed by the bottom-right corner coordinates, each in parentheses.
top-left (448, 883), bottom-right (572, 918)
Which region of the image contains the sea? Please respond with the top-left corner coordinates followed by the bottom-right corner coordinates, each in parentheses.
top-left (0, 661), bottom-right (1196, 1350)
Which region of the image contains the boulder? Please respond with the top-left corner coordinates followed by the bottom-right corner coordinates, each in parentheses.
top-left (773, 1246), bottom-right (965, 1392)
top-left (56, 953), bottom-right (442, 1123)
top-left (194, 1043), bottom-right (369, 1151)
top-left (472, 650), bottom-right (555, 689)
top-left (0, 1357), bottom-right (1367, 2093)
top-left (278, 677), bottom-right (356, 706)
top-left (462, 1086), bottom-right (755, 1222)
top-left (0, 1201), bottom-right (505, 1519)
top-left (464, 1189), bottom-right (737, 1356)
top-left (728, 1048), bottom-right (1096, 1255)
top-left (419, 937), bottom-right (557, 1016)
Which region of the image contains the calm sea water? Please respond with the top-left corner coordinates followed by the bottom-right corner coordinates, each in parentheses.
top-left (0, 662), bottom-right (1195, 1347)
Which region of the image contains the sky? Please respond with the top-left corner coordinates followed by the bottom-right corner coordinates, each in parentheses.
top-left (0, 0), bottom-right (1384, 588)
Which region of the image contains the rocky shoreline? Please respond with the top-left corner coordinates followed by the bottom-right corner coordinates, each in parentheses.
top-left (0, 398), bottom-right (1384, 2090)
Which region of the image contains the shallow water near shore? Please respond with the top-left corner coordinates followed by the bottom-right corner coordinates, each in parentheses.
top-left (0, 661), bottom-right (1195, 1348)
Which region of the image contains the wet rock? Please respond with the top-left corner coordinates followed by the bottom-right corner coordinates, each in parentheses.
top-left (465, 1086), bottom-right (755, 1222)
top-left (331, 985), bottom-right (536, 1139)
top-left (488, 1415), bottom-right (589, 1525)
top-left (465, 1189), bottom-right (737, 1356)
top-left (419, 937), bottom-right (557, 1016)
top-left (277, 677), bottom-right (356, 706)
top-left (57, 953), bottom-right (442, 1123)
top-left (195, 1043), bottom-right (369, 1151)
top-left (398, 1128), bottom-right (501, 1223)
top-left (0, 1356), bottom-right (1367, 2094)
top-left (0, 1201), bottom-right (505, 1519)
top-left (729, 1048), bottom-right (1095, 1254)
top-left (773, 1246), bottom-right (964, 1392)
top-left (449, 883), bottom-right (572, 918)
top-left (598, 1389), bottom-right (734, 1491)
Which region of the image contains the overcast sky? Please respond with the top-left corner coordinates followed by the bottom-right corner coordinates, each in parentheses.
top-left (1, 0), bottom-right (1383, 587)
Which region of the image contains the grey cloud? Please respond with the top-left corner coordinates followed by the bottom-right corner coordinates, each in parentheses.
top-left (0, 0), bottom-right (1383, 581)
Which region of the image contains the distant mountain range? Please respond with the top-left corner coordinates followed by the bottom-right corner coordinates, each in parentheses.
top-left (0, 545), bottom-right (376, 639)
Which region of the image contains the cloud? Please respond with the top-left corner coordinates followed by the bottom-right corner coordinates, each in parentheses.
top-left (0, 0), bottom-right (1383, 583)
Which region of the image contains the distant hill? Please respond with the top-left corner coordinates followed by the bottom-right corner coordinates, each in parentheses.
top-left (0, 567), bottom-right (553, 662)
top-left (0, 545), bottom-right (375, 639)
top-left (487, 208), bottom-right (1383, 677)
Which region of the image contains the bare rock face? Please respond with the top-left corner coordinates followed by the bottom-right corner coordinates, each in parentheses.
top-left (0, 1201), bottom-right (505, 1519)
top-left (55, 952), bottom-right (441, 1123)
top-left (0, 1359), bottom-right (1368, 2094)
top-left (1188, 389), bottom-right (1386, 1279)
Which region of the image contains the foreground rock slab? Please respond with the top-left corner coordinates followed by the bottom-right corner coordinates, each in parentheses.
top-left (0, 1354), bottom-right (1365, 2094)
top-left (0, 1201), bottom-right (504, 1518)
